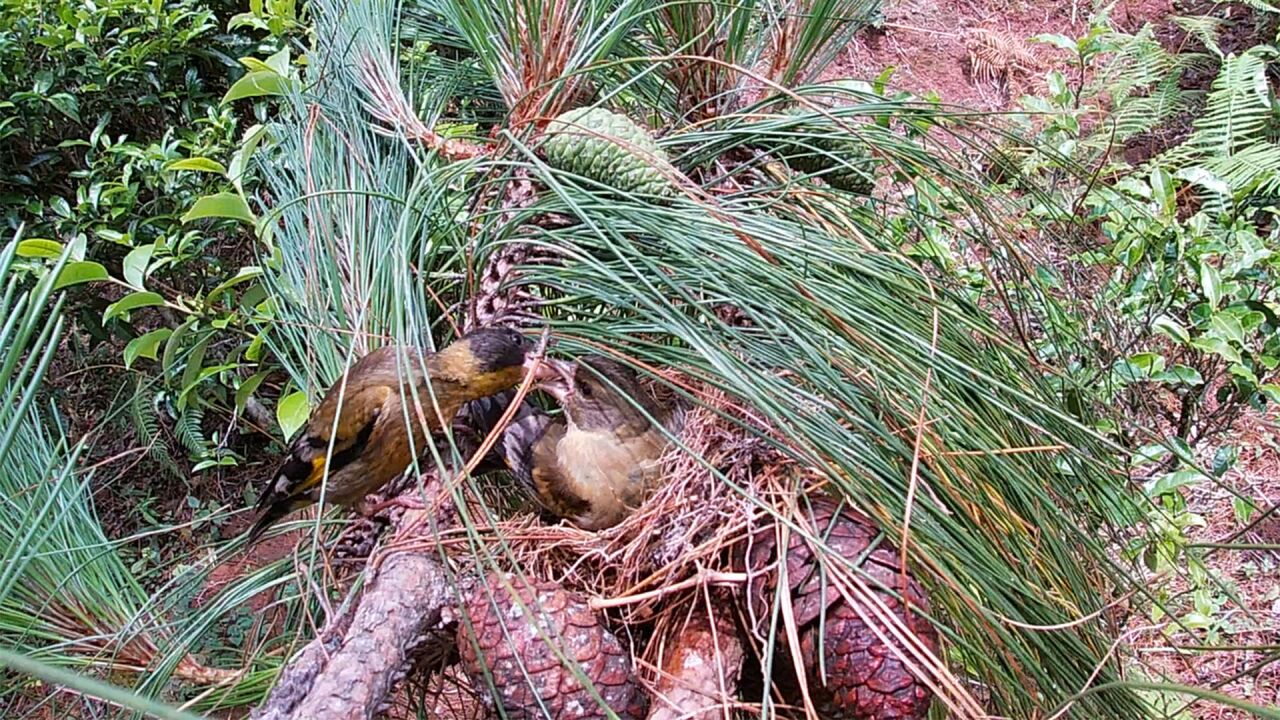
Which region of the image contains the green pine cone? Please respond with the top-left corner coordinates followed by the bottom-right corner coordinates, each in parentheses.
top-left (772, 106), bottom-right (877, 194)
top-left (542, 107), bottom-right (676, 198)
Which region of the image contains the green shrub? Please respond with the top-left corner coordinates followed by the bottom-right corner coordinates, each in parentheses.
top-left (0, 0), bottom-right (288, 480)
top-left (0, 0), bottom-right (239, 228)
top-left (986, 12), bottom-right (1280, 447)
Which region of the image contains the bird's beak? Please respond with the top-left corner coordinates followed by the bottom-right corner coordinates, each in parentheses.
top-left (529, 358), bottom-right (574, 403)
top-left (523, 353), bottom-right (568, 379)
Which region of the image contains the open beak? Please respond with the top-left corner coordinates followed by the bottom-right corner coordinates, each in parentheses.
top-left (527, 357), bottom-right (574, 403)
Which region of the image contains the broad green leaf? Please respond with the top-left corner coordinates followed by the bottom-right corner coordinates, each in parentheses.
top-left (124, 328), bottom-right (172, 368)
top-left (53, 261), bottom-right (108, 289)
top-left (240, 58), bottom-right (273, 73)
top-left (122, 244), bottom-right (154, 288)
top-left (1152, 316), bottom-right (1190, 345)
top-left (872, 66), bottom-right (895, 95)
top-left (47, 93), bottom-right (80, 122)
top-left (16, 239), bottom-right (62, 258)
top-left (1130, 444), bottom-right (1171, 466)
top-left (1167, 436), bottom-right (1196, 465)
top-left (193, 457), bottom-right (239, 472)
top-left (1176, 166), bottom-right (1230, 197)
top-left (1190, 336), bottom-right (1241, 364)
top-left (1033, 33), bottom-right (1078, 52)
top-left (67, 234), bottom-right (86, 261)
top-left (276, 390), bottom-right (309, 440)
top-left (1047, 70), bottom-right (1069, 101)
top-left (1261, 384), bottom-right (1280, 403)
top-left (1239, 310), bottom-right (1267, 332)
top-left (235, 370), bottom-right (271, 415)
top-left (264, 46), bottom-right (291, 76)
top-left (1227, 363), bottom-right (1256, 382)
top-left (1209, 314), bottom-right (1244, 345)
top-left (95, 228), bottom-right (130, 246)
top-left (206, 266), bottom-right (263, 307)
top-left (162, 318), bottom-right (197, 376)
top-left (1145, 470), bottom-right (1204, 497)
top-left (227, 11), bottom-right (266, 31)
top-left (1150, 167), bottom-right (1175, 215)
top-left (183, 193), bottom-right (256, 224)
top-left (179, 363), bottom-right (239, 406)
top-left (222, 71), bottom-right (295, 103)
top-left (166, 157), bottom-right (228, 175)
top-left (1211, 446), bottom-right (1238, 477)
top-left (1127, 352), bottom-right (1165, 375)
top-left (1199, 263), bottom-right (1223, 308)
top-left (1233, 497), bottom-right (1256, 525)
top-left (1152, 365), bottom-right (1204, 386)
top-left (1111, 359), bottom-right (1145, 383)
top-left (229, 124), bottom-right (270, 194)
top-left (49, 196), bottom-right (72, 219)
top-left (179, 336), bottom-right (212, 407)
top-left (245, 328), bottom-right (267, 362)
top-left (104, 291), bottom-right (165, 322)
top-left (1180, 611), bottom-right (1214, 630)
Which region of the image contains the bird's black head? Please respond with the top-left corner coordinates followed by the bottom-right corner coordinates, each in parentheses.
top-left (434, 327), bottom-right (536, 400)
top-left (466, 327), bottom-right (533, 373)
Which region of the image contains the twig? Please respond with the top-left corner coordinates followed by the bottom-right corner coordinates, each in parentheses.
top-left (589, 570), bottom-right (748, 610)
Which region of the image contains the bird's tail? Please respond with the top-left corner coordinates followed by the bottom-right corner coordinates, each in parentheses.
top-left (243, 500), bottom-right (296, 548)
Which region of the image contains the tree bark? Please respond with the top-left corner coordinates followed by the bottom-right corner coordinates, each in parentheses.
top-left (251, 508), bottom-right (454, 720)
top-left (250, 620), bottom-right (349, 720)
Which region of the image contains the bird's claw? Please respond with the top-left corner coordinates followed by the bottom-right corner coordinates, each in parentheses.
top-left (358, 494), bottom-right (426, 518)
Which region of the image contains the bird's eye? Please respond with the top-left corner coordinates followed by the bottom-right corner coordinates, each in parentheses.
top-left (577, 381), bottom-right (593, 399)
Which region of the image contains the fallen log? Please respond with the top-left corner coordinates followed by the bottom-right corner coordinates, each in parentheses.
top-left (250, 505), bottom-right (453, 720)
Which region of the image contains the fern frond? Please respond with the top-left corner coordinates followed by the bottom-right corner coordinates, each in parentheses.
top-left (1202, 142), bottom-right (1280, 196)
top-left (1188, 48), bottom-right (1275, 158)
top-left (963, 27), bottom-right (1038, 88)
top-left (1230, 0), bottom-right (1280, 14)
top-left (1105, 80), bottom-right (1197, 142)
top-left (174, 406), bottom-right (207, 457)
top-left (1098, 25), bottom-right (1178, 98)
top-left (129, 377), bottom-right (183, 481)
top-left (1172, 15), bottom-right (1226, 57)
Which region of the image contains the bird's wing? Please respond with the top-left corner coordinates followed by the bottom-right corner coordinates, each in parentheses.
top-left (514, 419), bottom-right (597, 521)
top-left (452, 390), bottom-right (539, 475)
top-left (499, 412), bottom-right (560, 487)
top-left (246, 383), bottom-right (395, 545)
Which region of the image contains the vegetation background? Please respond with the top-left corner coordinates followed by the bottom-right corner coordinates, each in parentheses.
top-left (0, 0), bottom-right (1277, 717)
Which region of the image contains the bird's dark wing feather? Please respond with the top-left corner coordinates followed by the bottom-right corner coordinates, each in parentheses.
top-left (245, 391), bottom-right (385, 546)
top-left (452, 390), bottom-right (543, 476)
top-left (501, 413), bottom-right (560, 489)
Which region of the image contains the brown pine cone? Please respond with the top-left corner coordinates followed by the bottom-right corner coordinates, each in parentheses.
top-left (746, 497), bottom-right (938, 719)
top-left (457, 574), bottom-right (646, 719)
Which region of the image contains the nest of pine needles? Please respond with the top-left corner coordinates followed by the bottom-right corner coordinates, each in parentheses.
top-left (412, 370), bottom-right (946, 719)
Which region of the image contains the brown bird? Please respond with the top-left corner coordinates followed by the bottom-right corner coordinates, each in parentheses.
top-left (246, 327), bottom-right (542, 545)
top-left (492, 355), bottom-right (678, 531)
